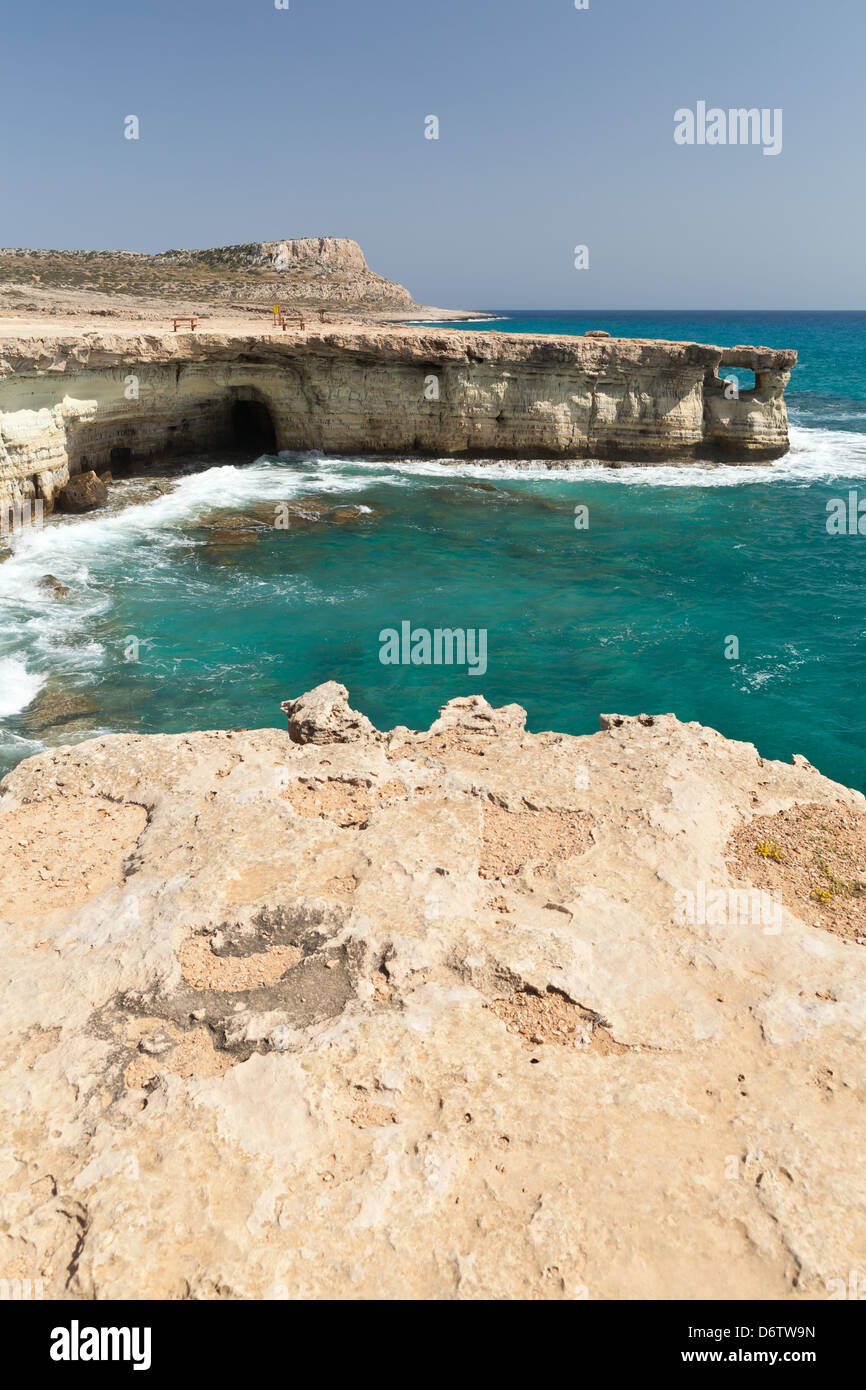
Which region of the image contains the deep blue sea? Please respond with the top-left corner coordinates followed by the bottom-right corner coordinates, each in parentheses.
top-left (2, 310), bottom-right (865, 790)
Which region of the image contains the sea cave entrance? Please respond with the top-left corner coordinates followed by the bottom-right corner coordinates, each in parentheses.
top-left (230, 399), bottom-right (277, 454)
top-left (109, 446), bottom-right (133, 474)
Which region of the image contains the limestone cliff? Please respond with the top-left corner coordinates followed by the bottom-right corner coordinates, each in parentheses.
top-left (0, 327), bottom-right (796, 509)
top-left (0, 686), bottom-right (863, 1299)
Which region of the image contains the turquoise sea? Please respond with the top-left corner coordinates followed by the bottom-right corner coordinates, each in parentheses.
top-left (2, 310), bottom-right (866, 790)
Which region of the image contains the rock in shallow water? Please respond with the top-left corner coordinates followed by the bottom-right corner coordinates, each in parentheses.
top-left (18, 683), bottom-right (99, 735)
top-left (0, 684), bottom-right (864, 1299)
top-left (37, 573), bottom-right (70, 598)
top-left (56, 470), bottom-right (108, 514)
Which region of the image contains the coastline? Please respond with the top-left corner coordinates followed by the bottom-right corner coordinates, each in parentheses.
top-left (0, 318), bottom-right (797, 519)
top-left (3, 425), bottom-right (864, 796)
top-left (3, 0), bottom-right (864, 1323)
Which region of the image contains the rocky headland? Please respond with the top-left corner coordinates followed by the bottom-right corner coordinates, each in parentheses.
top-left (0, 685), bottom-right (863, 1299)
top-left (0, 322), bottom-right (797, 513)
top-left (0, 238), bottom-right (798, 513)
top-left (0, 238), bottom-right (421, 319)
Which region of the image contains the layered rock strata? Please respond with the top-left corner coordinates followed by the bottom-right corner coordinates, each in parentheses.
top-left (0, 328), bottom-right (797, 509)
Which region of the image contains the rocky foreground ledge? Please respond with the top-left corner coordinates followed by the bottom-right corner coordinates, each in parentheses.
top-left (1, 686), bottom-right (864, 1300)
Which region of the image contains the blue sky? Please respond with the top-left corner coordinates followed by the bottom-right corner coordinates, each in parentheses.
top-left (2, 0), bottom-right (863, 308)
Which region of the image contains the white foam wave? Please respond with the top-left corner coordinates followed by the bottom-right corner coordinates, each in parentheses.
top-left (0, 657), bottom-right (44, 718)
top-left (0, 423), bottom-right (861, 747)
top-left (0, 729), bottom-right (43, 753)
top-left (301, 425), bottom-right (866, 489)
top-left (0, 462), bottom-right (315, 596)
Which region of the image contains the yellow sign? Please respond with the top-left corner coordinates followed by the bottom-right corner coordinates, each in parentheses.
top-left (273, 305), bottom-right (280, 314)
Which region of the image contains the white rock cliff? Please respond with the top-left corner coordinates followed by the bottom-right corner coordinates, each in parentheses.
top-left (0, 328), bottom-right (796, 509)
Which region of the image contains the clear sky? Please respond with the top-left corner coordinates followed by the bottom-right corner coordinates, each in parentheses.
top-left (2, 0), bottom-right (863, 309)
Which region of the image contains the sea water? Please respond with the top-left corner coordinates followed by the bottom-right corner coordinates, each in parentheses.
top-left (1, 311), bottom-right (864, 791)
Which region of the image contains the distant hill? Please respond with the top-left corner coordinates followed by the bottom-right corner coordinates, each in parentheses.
top-left (0, 238), bottom-right (417, 311)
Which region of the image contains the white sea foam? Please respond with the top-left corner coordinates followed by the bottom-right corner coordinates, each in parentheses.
top-left (0, 657), bottom-right (44, 718)
top-left (737, 645), bottom-right (809, 693)
top-left (302, 424), bottom-right (866, 489)
top-left (0, 462), bottom-right (312, 590)
top-left (0, 428), bottom-right (861, 640)
top-left (0, 464), bottom-right (303, 717)
top-left (0, 425), bottom-right (861, 755)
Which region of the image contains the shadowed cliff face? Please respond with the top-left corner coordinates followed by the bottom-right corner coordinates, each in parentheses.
top-left (0, 686), bottom-right (862, 1299)
top-left (0, 327), bottom-right (796, 508)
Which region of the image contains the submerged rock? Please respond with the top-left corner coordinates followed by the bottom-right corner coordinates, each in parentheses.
top-left (37, 574), bottom-right (70, 598)
top-left (203, 523), bottom-right (261, 545)
top-left (201, 499), bottom-right (380, 540)
top-left (0, 687), bottom-right (864, 1299)
top-left (205, 513), bottom-right (268, 531)
top-left (275, 497), bottom-right (375, 526)
top-left (18, 684), bottom-right (100, 735)
top-left (198, 510), bottom-right (270, 557)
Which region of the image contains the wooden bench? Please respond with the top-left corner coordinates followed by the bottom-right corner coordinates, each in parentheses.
top-left (272, 310), bottom-right (305, 331)
top-left (171, 316), bottom-right (198, 332)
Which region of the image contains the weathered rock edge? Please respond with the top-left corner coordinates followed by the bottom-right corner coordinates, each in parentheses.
top-left (0, 327), bottom-right (797, 508)
top-left (0, 684), bottom-right (861, 1301)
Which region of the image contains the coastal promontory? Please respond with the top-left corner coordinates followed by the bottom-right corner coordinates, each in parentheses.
top-left (0, 320), bottom-right (797, 514)
top-left (0, 238), bottom-right (799, 513)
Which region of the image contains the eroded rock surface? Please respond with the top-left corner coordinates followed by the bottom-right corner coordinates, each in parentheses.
top-left (56, 469), bottom-right (108, 514)
top-left (0, 326), bottom-right (797, 510)
top-left (0, 686), bottom-right (863, 1300)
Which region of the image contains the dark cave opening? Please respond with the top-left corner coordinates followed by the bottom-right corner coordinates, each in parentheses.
top-left (230, 400), bottom-right (277, 454)
top-left (109, 446), bottom-right (133, 474)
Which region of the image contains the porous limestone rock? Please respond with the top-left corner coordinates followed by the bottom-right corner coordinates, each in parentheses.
top-left (56, 469), bottom-right (107, 513)
top-left (0, 685), bottom-right (863, 1300)
top-left (281, 681), bottom-right (378, 745)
